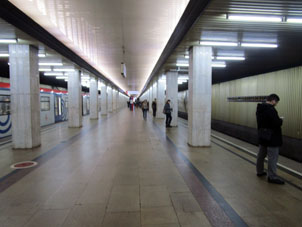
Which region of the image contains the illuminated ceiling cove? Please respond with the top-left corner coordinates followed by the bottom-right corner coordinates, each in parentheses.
top-left (8, 0), bottom-right (189, 92)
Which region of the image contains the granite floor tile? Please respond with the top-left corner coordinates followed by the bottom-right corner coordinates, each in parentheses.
top-left (102, 212), bottom-right (140, 227)
top-left (24, 209), bottom-right (70, 227)
top-left (141, 207), bottom-right (179, 226)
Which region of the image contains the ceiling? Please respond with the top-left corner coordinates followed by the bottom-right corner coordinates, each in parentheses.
top-left (8, 0), bottom-right (190, 92)
top-left (161, 0), bottom-right (302, 85)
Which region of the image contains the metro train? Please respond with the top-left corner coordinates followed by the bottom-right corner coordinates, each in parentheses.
top-left (0, 82), bottom-right (90, 139)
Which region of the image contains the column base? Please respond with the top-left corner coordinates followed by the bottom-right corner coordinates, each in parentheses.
top-left (187, 142), bottom-right (211, 148)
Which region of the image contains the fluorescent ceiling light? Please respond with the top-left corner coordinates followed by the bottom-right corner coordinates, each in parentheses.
top-left (286, 18), bottom-right (302, 23)
top-left (39, 68), bottom-right (52, 72)
top-left (39, 62), bottom-right (63, 66)
top-left (56, 76), bottom-right (68, 80)
top-left (216, 56), bottom-right (245, 61)
top-left (241, 43), bottom-right (278, 48)
top-left (200, 41), bottom-right (238, 47)
top-left (212, 61), bottom-right (226, 68)
top-left (54, 68), bottom-right (75, 72)
top-left (38, 53), bottom-right (46, 58)
top-left (176, 63), bottom-right (189, 67)
top-left (228, 14), bottom-right (282, 22)
top-left (212, 64), bottom-right (226, 68)
top-left (44, 72), bottom-right (65, 76)
top-left (184, 55), bottom-right (189, 59)
top-left (0, 53), bottom-right (9, 57)
top-left (0, 39), bottom-right (17, 44)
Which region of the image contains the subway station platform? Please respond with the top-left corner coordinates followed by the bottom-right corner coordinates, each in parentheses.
top-left (0, 108), bottom-right (301, 227)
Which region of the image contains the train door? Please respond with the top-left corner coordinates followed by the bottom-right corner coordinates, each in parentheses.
top-left (54, 94), bottom-right (63, 122)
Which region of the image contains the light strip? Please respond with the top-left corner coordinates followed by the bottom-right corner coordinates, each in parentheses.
top-left (39, 68), bottom-right (52, 72)
top-left (38, 53), bottom-right (46, 58)
top-left (212, 64), bottom-right (226, 68)
top-left (56, 76), bottom-right (68, 80)
top-left (200, 41), bottom-right (238, 47)
top-left (286, 18), bottom-right (302, 23)
top-left (0, 39), bottom-right (17, 44)
top-left (216, 56), bottom-right (245, 61)
top-left (39, 62), bottom-right (63, 66)
top-left (44, 72), bottom-right (65, 76)
top-left (176, 63), bottom-right (189, 67)
top-left (185, 55), bottom-right (214, 59)
top-left (241, 43), bottom-right (278, 48)
top-left (0, 53), bottom-right (9, 57)
top-left (228, 14), bottom-right (282, 22)
top-left (53, 68), bottom-right (75, 72)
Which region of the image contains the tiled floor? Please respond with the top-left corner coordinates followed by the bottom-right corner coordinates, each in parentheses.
top-left (0, 108), bottom-right (301, 226)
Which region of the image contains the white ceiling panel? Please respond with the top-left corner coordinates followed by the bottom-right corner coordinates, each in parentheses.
top-left (9, 0), bottom-right (189, 92)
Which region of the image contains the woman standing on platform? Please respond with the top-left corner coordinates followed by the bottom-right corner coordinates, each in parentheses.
top-left (163, 100), bottom-right (172, 127)
top-left (142, 100), bottom-right (148, 120)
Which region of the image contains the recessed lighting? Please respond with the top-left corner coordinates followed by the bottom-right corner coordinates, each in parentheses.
top-left (0, 39), bottom-right (17, 44)
top-left (56, 76), bottom-right (68, 80)
top-left (227, 14), bottom-right (282, 22)
top-left (38, 53), bottom-right (46, 58)
top-left (286, 17), bottom-right (302, 23)
top-left (212, 61), bottom-right (226, 68)
top-left (241, 43), bottom-right (278, 48)
top-left (216, 56), bottom-right (245, 61)
top-left (200, 41), bottom-right (238, 47)
top-left (39, 62), bottom-right (63, 66)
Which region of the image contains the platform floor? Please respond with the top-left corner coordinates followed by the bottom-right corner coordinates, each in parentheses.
top-left (0, 108), bottom-right (301, 227)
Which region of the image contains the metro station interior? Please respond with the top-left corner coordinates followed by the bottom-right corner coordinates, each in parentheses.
top-left (0, 0), bottom-right (301, 226)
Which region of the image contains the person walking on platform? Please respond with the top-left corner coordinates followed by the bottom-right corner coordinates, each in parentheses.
top-left (142, 100), bottom-right (148, 120)
top-left (152, 98), bottom-right (157, 117)
top-left (256, 94), bottom-right (284, 185)
top-left (163, 100), bottom-right (172, 128)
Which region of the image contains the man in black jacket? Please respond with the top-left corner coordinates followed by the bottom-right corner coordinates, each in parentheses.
top-left (256, 94), bottom-right (284, 184)
top-left (152, 99), bottom-right (157, 117)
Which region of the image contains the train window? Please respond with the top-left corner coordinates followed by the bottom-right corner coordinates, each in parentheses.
top-left (0, 95), bottom-right (10, 115)
top-left (41, 96), bottom-right (50, 111)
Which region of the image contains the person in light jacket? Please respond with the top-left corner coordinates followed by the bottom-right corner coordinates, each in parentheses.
top-left (142, 100), bottom-right (148, 119)
top-left (256, 94), bottom-right (284, 185)
top-left (163, 100), bottom-right (172, 128)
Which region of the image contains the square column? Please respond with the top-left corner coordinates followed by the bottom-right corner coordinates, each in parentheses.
top-left (188, 46), bottom-right (212, 147)
top-left (107, 86), bottom-right (113, 112)
top-left (166, 71), bottom-right (178, 127)
top-left (89, 76), bottom-right (98, 119)
top-left (101, 83), bottom-right (107, 115)
top-left (149, 86), bottom-right (153, 112)
top-left (68, 69), bottom-right (82, 127)
top-left (156, 75), bottom-right (165, 119)
top-left (9, 44), bottom-right (41, 148)
top-left (112, 89), bottom-right (117, 111)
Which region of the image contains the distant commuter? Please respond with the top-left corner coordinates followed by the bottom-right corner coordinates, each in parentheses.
top-left (163, 100), bottom-right (172, 128)
top-left (152, 99), bottom-right (157, 117)
top-left (256, 94), bottom-right (284, 184)
top-left (142, 100), bottom-right (148, 119)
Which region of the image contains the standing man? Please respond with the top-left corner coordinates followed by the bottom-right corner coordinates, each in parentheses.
top-left (142, 100), bottom-right (148, 120)
top-left (256, 94), bottom-right (284, 184)
top-left (152, 98), bottom-right (157, 117)
top-left (163, 100), bottom-right (172, 128)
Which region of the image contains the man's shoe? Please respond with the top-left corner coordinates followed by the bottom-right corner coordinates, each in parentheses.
top-left (257, 172), bottom-right (267, 177)
top-left (268, 177), bottom-right (285, 185)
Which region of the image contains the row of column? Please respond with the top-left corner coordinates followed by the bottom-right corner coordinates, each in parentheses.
top-left (9, 44), bottom-right (126, 149)
top-left (142, 46), bottom-right (212, 147)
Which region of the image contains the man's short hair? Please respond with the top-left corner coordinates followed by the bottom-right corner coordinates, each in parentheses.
top-left (267, 94), bottom-right (280, 102)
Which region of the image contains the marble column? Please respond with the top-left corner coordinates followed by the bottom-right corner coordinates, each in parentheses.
top-left (149, 85), bottom-right (153, 112)
top-left (112, 89), bottom-right (116, 111)
top-left (68, 69), bottom-right (82, 127)
top-left (166, 71), bottom-right (178, 127)
top-left (188, 46), bottom-right (212, 147)
top-left (89, 76), bottom-right (98, 119)
top-left (156, 75), bottom-right (165, 119)
top-left (101, 83), bottom-right (107, 115)
top-left (9, 44), bottom-right (41, 148)
top-left (107, 86), bottom-right (113, 112)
